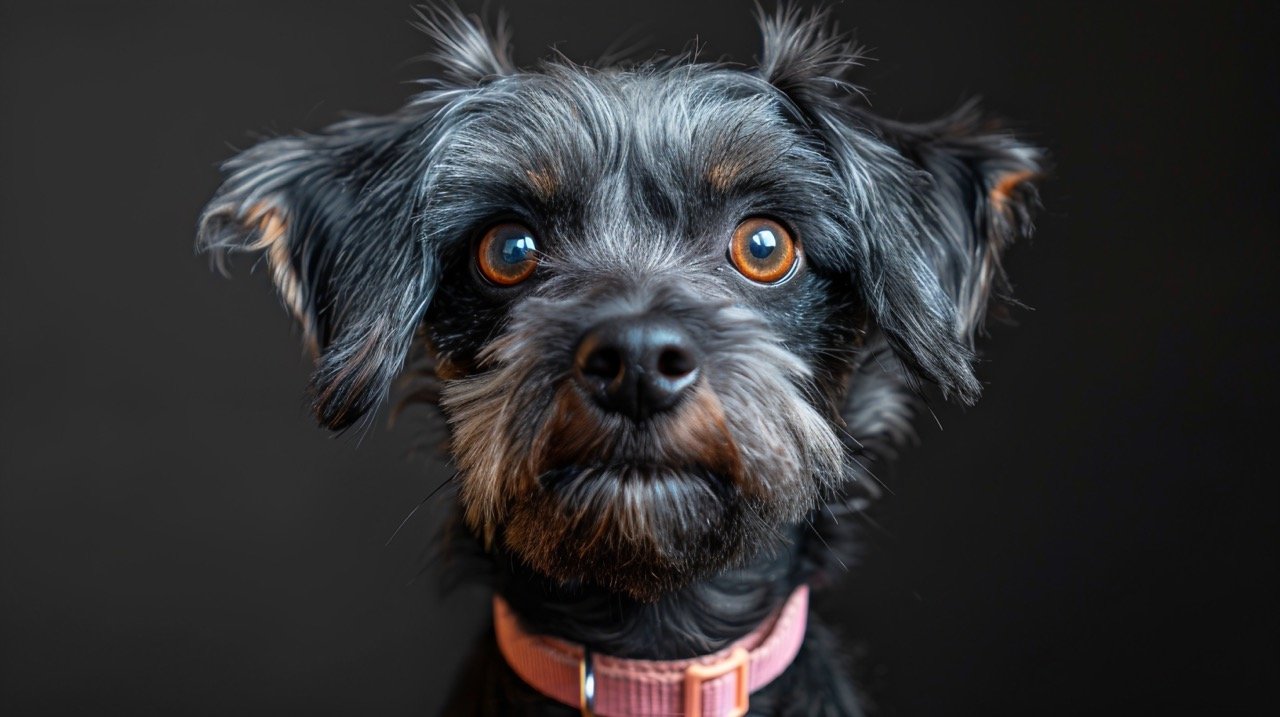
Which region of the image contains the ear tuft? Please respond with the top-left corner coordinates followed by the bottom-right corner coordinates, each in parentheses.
top-left (756, 3), bottom-right (867, 109)
top-left (198, 136), bottom-right (339, 357)
top-left (990, 169), bottom-right (1038, 214)
top-left (410, 3), bottom-right (515, 85)
top-left (903, 105), bottom-right (1044, 338)
top-left (198, 117), bottom-right (440, 431)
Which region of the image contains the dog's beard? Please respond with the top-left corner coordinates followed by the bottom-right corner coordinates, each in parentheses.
top-left (440, 291), bottom-right (848, 600)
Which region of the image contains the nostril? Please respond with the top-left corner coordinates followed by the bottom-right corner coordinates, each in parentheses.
top-left (656, 346), bottom-right (696, 378)
top-left (582, 346), bottom-right (623, 381)
top-left (573, 319), bottom-right (701, 419)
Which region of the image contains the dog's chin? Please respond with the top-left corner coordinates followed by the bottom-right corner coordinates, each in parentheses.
top-left (498, 464), bottom-right (752, 601)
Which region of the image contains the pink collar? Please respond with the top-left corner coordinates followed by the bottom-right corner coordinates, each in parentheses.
top-left (493, 584), bottom-right (809, 717)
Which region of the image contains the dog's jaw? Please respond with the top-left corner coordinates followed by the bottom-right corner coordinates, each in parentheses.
top-left (438, 282), bottom-right (852, 601)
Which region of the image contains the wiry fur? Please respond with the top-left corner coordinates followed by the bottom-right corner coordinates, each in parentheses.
top-left (198, 3), bottom-right (1041, 713)
top-left (441, 281), bottom-right (849, 599)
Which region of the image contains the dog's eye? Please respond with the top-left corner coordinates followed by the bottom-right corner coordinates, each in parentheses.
top-left (476, 222), bottom-right (539, 286)
top-left (728, 218), bottom-right (797, 283)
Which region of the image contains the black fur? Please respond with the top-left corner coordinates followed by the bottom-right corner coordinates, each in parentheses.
top-left (199, 3), bottom-right (1041, 713)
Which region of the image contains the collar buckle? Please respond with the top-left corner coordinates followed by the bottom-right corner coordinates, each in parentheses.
top-left (578, 647), bottom-right (596, 716)
top-left (684, 646), bottom-right (749, 717)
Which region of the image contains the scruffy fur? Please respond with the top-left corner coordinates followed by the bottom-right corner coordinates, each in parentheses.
top-left (199, 4), bottom-right (1041, 714)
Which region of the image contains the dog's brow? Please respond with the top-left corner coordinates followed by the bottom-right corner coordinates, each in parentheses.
top-left (524, 168), bottom-right (558, 201)
top-left (706, 160), bottom-right (747, 193)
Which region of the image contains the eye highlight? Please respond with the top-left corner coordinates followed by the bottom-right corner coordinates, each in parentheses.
top-left (476, 222), bottom-right (539, 286)
top-left (728, 218), bottom-right (797, 283)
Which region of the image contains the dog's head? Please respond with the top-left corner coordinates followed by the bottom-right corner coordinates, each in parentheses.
top-left (199, 5), bottom-right (1040, 600)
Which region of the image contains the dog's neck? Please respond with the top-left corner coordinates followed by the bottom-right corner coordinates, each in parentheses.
top-left (489, 523), bottom-right (813, 660)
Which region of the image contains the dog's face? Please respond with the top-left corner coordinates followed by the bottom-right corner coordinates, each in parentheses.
top-left (426, 66), bottom-right (865, 598)
top-left (200, 7), bottom-right (1039, 600)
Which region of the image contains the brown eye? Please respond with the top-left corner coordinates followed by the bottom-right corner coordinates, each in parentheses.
top-left (476, 222), bottom-right (539, 286)
top-left (728, 218), bottom-right (797, 283)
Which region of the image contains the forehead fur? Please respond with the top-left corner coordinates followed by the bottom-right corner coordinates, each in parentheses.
top-left (447, 67), bottom-right (812, 184)
top-left (421, 63), bottom-right (876, 272)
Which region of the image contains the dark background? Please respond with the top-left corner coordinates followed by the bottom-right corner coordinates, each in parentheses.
top-left (1, 1), bottom-right (1275, 714)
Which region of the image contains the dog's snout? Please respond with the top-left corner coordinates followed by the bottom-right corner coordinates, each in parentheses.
top-left (573, 317), bottom-right (700, 420)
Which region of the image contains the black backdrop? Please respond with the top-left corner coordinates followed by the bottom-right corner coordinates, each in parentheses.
top-left (1, 1), bottom-right (1275, 714)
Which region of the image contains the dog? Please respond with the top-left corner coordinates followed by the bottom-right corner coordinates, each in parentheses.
top-left (198, 4), bottom-right (1041, 714)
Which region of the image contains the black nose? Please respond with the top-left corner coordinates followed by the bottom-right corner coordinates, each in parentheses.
top-left (573, 316), bottom-right (701, 420)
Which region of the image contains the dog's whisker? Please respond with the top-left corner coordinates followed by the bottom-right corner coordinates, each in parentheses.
top-left (384, 472), bottom-right (457, 547)
top-left (742, 498), bottom-right (792, 548)
top-left (805, 516), bottom-right (848, 573)
top-left (833, 422), bottom-right (867, 450)
top-left (847, 453), bottom-right (893, 497)
top-left (847, 502), bottom-right (896, 540)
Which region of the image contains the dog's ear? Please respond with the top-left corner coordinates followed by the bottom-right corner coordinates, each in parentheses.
top-left (756, 5), bottom-right (1042, 404)
top-left (198, 7), bottom-right (514, 430)
top-left (864, 106), bottom-right (1043, 342)
top-left (198, 116), bottom-right (438, 431)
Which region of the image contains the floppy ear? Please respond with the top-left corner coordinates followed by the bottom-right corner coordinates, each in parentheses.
top-left (198, 117), bottom-right (437, 430)
top-left (757, 5), bottom-right (1041, 404)
top-left (198, 5), bottom-right (514, 430)
top-left (863, 106), bottom-right (1043, 342)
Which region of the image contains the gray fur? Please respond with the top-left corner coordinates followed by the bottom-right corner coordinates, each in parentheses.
top-left (198, 3), bottom-right (1042, 710)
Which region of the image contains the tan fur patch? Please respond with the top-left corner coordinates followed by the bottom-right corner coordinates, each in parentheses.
top-left (245, 201), bottom-right (314, 351)
top-left (707, 160), bottom-right (746, 192)
top-left (533, 383), bottom-right (744, 490)
top-left (524, 168), bottom-right (558, 200)
top-left (989, 169), bottom-right (1037, 213)
top-left (245, 201), bottom-right (287, 247)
